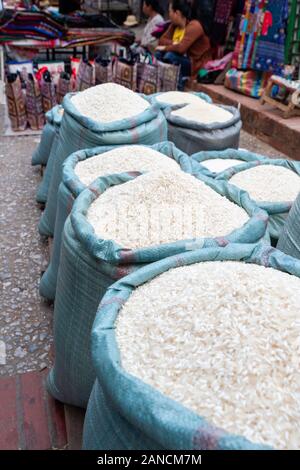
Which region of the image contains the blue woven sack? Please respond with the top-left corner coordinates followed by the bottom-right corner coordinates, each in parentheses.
top-left (277, 192), bottom-right (300, 259)
top-left (163, 104), bottom-right (242, 154)
top-left (35, 107), bottom-right (64, 204)
top-left (46, 172), bottom-right (268, 408)
top-left (38, 92), bottom-right (168, 236)
top-left (32, 105), bottom-right (63, 167)
top-left (83, 242), bottom-right (300, 450)
top-left (216, 159), bottom-right (300, 241)
top-left (39, 141), bottom-right (195, 300)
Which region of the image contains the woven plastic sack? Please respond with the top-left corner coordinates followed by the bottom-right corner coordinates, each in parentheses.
top-left (46, 173), bottom-right (268, 408)
top-left (35, 107), bottom-right (64, 204)
top-left (83, 242), bottom-right (300, 450)
top-left (76, 60), bottom-right (95, 91)
top-left (38, 92), bottom-right (168, 236)
top-left (277, 192), bottom-right (300, 259)
top-left (32, 105), bottom-right (63, 167)
top-left (113, 59), bottom-right (138, 91)
top-left (191, 148), bottom-right (270, 179)
top-left (26, 74), bottom-right (44, 131)
top-left (216, 160), bottom-right (300, 241)
top-left (5, 74), bottom-right (27, 132)
top-left (164, 104), bottom-right (242, 154)
top-left (39, 141), bottom-right (195, 301)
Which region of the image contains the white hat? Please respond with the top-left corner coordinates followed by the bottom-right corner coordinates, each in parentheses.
top-left (123, 15), bottom-right (139, 27)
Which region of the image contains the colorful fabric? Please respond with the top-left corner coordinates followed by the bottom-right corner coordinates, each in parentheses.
top-left (232, 0), bottom-right (268, 69)
top-left (252, 0), bottom-right (288, 74)
top-left (224, 68), bottom-right (271, 98)
top-left (232, 0), bottom-right (288, 74)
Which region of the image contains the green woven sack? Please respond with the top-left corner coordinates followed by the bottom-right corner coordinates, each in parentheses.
top-left (83, 242), bottom-right (300, 450)
top-left (46, 172), bottom-right (268, 408)
top-left (39, 141), bottom-right (195, 301)
top-left (32, 105), bottom-right (63, 167)
top-left (38, 93), bottom-right (168, 236)
top-left (216, 159), bottom-right (300, 241)
top-left (277, 192), bottom-right (300, 259)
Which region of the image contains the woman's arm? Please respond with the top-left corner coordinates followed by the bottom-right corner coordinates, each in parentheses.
top-left (158, 24), bottom-right (174, 46)
top-left (165, 21), bottom-right (204, 54)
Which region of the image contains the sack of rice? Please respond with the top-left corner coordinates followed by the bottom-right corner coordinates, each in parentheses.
top-left (191, 148), bottom-right (269, 178)
top-left (216, 160), bottom-right (300, 241)
top-left (35, 107), bottom-right (64, 204)
top-left (83, 242), bottom-right (300, 450)
top-left (38, 83), bottom-right (167, 237)
top-left (32, 105), bottom-right (64, 167)
top-left (46, 171), bottom-right (268, 408)
top-left (164, 102), bottom-right (242, 154)
top-left (39, 142), bottom-right (193, 301)
top-left (277, 192), bottom-right (300, 260)
top-left (152, 91), bottom-right (212, 109)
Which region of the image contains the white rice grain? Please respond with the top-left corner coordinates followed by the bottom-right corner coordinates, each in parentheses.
top-left (230, 165), bottom-right (300, 202)
top-left (71, 83), bottom-right (150, 123)
top-left (74, 146), bottom-right (180, 186)
top-left (116, 261), bottom-right (300, 449)
top-left (156, 91), bottom-right (208, 106)
top-left (200, 158), bottom-right (246, 173)
top-left (87, 170), bottom-right (248, 248)
top-left (171, 102), bottom-right (233, 124)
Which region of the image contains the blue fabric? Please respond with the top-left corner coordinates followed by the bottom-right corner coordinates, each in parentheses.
top-left (83, 242), bottom-right (300, 450)
top-left (252, 0), bottom-right (289, 74)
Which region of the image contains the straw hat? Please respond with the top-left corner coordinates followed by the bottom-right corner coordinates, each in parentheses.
top-left (123, 15), bottom-right (139, 27)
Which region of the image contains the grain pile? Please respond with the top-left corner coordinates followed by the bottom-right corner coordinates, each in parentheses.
top-left (200, 158), bottom-right (245, 173)
top-left (116, 261), bottom-right (300, 449)
top-left (230, 165), bottom-right (300, 202)
top-left (87, 170), bottom-right (248, 248)
top-left (71, 83), bottom-right (150, 122)
top-left (171, 103), bottom-right (233, 125)
top-left (74, 146), bottom-right (180, 186)
top-left (156, 91), bottom-right (207, 106)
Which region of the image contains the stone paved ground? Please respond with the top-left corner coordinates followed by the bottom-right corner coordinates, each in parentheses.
top-left (0, 107), bottom-right (53, 377)
top-left (0, 106), bottom-right (287, 377)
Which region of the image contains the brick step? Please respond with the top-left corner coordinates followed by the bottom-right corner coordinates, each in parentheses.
top-left (0, 370), bottom-right (67, 450)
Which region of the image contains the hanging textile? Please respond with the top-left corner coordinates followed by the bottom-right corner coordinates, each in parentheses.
top-left (251, 0), bottom-right (289, 74)
top-left (232, 0), bottom-right (268, 70)
top-left (211, 0), bottom-right (235, 45)
top-left (232, 0), bottom-right (288, 74)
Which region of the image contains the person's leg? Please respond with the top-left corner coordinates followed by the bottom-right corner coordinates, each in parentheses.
top-left (161, 52), bottom-right (191, 90)
top-left (155, 50), bottom-right (165, 62)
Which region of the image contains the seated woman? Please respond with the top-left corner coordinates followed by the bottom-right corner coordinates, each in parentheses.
top-left (156, 0), bottom-right (211, 90)
top-left (140, 0), bottom-right (165, 51)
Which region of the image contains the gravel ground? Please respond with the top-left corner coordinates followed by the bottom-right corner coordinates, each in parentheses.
top-left (0, 104), bottom-right (288, 377)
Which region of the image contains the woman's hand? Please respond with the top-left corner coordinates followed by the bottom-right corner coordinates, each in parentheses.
top-left (156, 45), bottom-right (166, 51)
